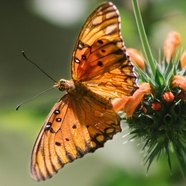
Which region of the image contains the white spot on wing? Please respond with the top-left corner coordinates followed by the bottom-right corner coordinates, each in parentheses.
top-left (105, 23), bottom-right (117, 35)
top-left (92, 15), bottom-right (103, 25)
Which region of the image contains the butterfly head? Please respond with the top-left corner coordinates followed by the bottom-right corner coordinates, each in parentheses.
top-left (55, 79), bottom-right (75, 92)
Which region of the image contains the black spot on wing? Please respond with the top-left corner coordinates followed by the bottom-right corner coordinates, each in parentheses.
top-left (74, 57), bottom-right (80, 63)
top-left (97, 61), bottom-right (103, 66)
top-left (72, 124), bottom-right (77, 129)
top-left (54, 109), bottom-right (60, 114)
top-left (82, 54), bottom-right (86, 60)
top-left (77, 40), bottom-right (90, 49)
top-left (55, 142), bottom-right (61, 146)
top-left (44, 122), bottom-right (55, 133)
top-left (56, 118), bottom-right (62, 122)
top-left (97, 40), bottom-right (103, 45)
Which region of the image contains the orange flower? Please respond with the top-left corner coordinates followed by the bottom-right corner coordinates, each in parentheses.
top-left (180, 50), bottom-right (186, 69)
top-left (112, 31), bottom-right (186, 119)
top-left (164, 31), bottom-right (181, 62)
top-left (172, 75), bottom-right (186, 91)
top-left (127, 48), bottom-right (145, 71)
top-left (113, 83), bottom-right (151, 118)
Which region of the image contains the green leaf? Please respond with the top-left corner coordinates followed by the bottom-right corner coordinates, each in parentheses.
top-left (155, 68), bottom-right (165, 88)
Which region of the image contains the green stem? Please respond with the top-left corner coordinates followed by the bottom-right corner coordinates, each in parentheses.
top-left (174, 146), bottom-right (186, 180)
top-left (131, 0), bottom-right (156, 76)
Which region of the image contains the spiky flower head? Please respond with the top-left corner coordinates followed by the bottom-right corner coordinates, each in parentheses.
top-left (113, 31), bottom-right (186, 174)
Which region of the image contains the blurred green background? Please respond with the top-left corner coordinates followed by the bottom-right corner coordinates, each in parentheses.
top-left (1, 0), bottom-right (186, 185)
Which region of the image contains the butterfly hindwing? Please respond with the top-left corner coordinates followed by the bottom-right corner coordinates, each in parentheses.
top-left (31, 88), bottom-right (121, 181)
top-left (71, 2), bottom-right (137, 96)
top-left (31, 95), bottom-right (91, 181)
top-left (76, 85), bottom-right (121, 151)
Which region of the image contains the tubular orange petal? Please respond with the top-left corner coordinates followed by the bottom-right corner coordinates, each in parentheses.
top-left (180, 50), bottom-right (186, 69)
top-left (164, 31), bottom-right (181, 62)
top-left (172, 75), bottom-right (186, 91)
top-left (112, 83), bottom-right (151, 119)
top-left (127, 48), bottom-right (145, 71)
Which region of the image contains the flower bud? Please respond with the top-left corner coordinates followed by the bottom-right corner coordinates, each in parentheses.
top-left (162, 91), bottom-right (174, 102)
top-left (151, 102), bottom-right (161, 110)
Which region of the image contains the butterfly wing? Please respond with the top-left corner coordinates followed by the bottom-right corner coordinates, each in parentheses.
top-left (72, 2), bottom-right (126, 81)
top-left (71, 2), bottom-right (138, 96)
top-left (85, 58), bottom-right (138, 98)
top-left (31, 95), bottom-right (90, 181)
top-left (31, 92), bottom-right (120, 181)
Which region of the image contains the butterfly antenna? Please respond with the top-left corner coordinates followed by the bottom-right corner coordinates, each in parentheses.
top-left (16, 86), bottom-right (56, 110)
top-left (22, 51), bottom-right (57, 83)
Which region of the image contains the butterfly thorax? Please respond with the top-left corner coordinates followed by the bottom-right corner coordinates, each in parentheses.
top-left (55, 79), bottom-right (75, 92)
top-left (55, 78), bottom-right (112, 109)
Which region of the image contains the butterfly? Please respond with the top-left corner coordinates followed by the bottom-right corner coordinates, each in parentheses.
top-left (30, 2), bottom-right (138, 181)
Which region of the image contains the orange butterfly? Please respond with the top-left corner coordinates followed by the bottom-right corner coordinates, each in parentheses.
top-left (31, 2), bottom-right (138, 181)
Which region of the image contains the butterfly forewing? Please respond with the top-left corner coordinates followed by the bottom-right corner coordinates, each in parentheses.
top-left (71, 2), bottom-right (137, 96)
top-left (72, 2), bottom-right (127, 81)
top-left (74, 2), bottom-right (121, 49)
